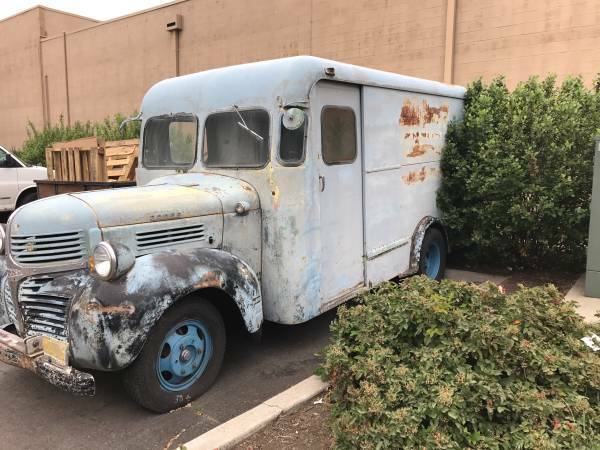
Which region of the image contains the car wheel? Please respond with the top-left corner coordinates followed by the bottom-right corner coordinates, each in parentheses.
top-left (418, 228), bottom-right (447, 281)
top-left (122, 298), bottom-right (226, 413)
top-left (17, 191), bottom-right (37, 207)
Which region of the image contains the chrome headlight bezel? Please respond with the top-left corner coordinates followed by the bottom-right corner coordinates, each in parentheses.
top-left (91, 241), bottom-right (117, 280)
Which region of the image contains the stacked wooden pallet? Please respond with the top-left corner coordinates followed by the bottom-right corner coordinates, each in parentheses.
top-left (105, 139), bottom-right (139, 181)
top-left (45, 137), bottom-right (139, 182)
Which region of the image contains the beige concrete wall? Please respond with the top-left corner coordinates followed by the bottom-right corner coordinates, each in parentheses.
top-left (453, 0), bottom-right (600, 87)
top-left (0, 9), bottom-right (43, 150)
top-left (2, 0), bottom-right (600, 148)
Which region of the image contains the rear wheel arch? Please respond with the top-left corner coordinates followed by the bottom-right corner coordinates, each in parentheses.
top-left (408, 216), bottom-right (449, 274)
top-left (16, 187), bottom-right (37, 208)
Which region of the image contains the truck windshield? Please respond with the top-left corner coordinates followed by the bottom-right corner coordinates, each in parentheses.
top-left (203, 109), bottom-right (270, 168)
top-left (143, 114), bottom-right (198, 169)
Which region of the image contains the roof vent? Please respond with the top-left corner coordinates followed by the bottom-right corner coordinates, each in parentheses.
top-left (166, 14), bottom-right (183, 32)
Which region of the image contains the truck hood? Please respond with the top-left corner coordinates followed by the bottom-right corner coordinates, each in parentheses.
top-left (9, 173), bottom-right (259, 234)
top-left (70, 184), bottom-right (222, 227)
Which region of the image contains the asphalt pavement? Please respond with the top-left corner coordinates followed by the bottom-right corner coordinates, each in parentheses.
top-left (0, 310), bottom-right (335, 449)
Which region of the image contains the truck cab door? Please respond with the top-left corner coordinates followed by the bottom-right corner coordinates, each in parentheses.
top-left (312, 81), bottom-right (364, 306)
top-left (0, 148), bottom-right (19, 211)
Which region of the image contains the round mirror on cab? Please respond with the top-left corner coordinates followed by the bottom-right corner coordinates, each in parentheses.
top-left (282, 108), bottom-right (305, 131)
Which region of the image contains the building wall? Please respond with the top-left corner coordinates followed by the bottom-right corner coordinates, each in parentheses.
top-left (1, 0), bottom-right (600, 149)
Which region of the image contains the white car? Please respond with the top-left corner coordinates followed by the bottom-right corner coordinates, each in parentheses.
top-left (0, 146), bottom-right (47, 212)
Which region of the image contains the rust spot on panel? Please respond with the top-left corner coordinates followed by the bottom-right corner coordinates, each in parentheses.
top-left (403, 167), bottom-right (427, 185)
top-left (193, 271), bottom-right (222, 289)
top-left (423, 103), bottom-right (449, 124)
top-left (84, 303), bottom-right (135, 315)
top-left (407, 144), bottom-right (434, 158)
top-left (400, 100), bottom-right (420, 126)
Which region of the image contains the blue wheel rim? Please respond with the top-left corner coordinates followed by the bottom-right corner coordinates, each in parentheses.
top-left (424, 242), bottom-right (441, 278)
top-left (156, 319), bottom-right (213, 392)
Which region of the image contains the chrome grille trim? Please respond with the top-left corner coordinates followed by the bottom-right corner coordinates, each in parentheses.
top-left (19, 276), bottom-right (71, 339)
top-left (2, 277), bottom-right (16, 325)
top-left (135, 224), bottom-right (205, 253)
top-left (11, 230), bottom-right (85, 265)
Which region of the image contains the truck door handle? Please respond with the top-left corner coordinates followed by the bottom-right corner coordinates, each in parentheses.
top-left (319, 175), bottom-right (325, 192)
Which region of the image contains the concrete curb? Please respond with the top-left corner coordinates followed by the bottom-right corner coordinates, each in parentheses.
top-left (181, 375), bottom-right (329, 450)
top-left (565, 275), bottom-right (600, 323)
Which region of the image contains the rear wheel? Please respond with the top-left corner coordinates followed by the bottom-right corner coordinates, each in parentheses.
top-left (418, 228), bottom-right (447, 281)
top-left (122, 299), bottom-right (226, 413)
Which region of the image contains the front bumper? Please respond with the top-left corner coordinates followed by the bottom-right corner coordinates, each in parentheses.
top-left (0, 328), bottom-right (95, 396)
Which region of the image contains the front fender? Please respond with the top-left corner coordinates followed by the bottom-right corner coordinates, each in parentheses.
top-left (70, 248), bottom-right (262, 371)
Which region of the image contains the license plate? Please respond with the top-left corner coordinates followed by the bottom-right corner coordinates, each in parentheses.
top-left (41, 336), bottom-right (69, 366)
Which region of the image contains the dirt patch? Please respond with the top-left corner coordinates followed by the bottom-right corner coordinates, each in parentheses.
top-left (498, 270), bottom-right (579, 295)
top-left (234, 395), bottom-right (332, 450)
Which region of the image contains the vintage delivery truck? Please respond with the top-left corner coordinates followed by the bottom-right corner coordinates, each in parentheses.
top-left (0, 56), bottom-right (465, 412)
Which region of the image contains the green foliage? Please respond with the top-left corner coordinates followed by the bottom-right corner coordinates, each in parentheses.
top-left (18, 113), bottom-right (141, 167)
top-left (438, 75), bottom-right (600, 270)
top-left (319, 277), bottom-right (600, 449)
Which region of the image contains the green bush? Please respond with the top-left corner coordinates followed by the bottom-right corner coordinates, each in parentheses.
top-left (319, 277), bottom-right (600, 449)
top-left (18, 113), bottom-right (141, 166)
top-left (438, 76), bottom-right (600, 270)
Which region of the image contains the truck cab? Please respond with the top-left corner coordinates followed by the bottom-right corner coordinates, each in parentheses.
top-left (0, 56), bottom-right (464, 412)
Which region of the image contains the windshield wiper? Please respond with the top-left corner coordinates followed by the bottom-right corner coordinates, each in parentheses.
top-left (233, 105), bottom-right (264, 142)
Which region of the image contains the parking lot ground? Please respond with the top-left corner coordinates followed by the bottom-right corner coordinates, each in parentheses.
top-left (0, 310), bottom-right (336, 450)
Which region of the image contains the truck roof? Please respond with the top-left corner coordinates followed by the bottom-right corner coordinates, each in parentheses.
top-left (141, 56), bottom-right (466, 116)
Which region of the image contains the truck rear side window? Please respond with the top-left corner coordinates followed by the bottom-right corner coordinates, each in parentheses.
top-left (203, 109), bottom-right (270, 168)
top-left (143, 115), bottom-right (198, 169)
top-left (321, 107), bottom-right (357, 165)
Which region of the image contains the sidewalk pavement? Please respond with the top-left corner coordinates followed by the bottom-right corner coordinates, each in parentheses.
top-left (565, 275), bottom-right (600, 323)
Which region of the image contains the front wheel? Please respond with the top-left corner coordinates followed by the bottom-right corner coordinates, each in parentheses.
top-left (122, 299), bottom-right (226, 413)
top-left (418, 228), bottom-right (447, 281)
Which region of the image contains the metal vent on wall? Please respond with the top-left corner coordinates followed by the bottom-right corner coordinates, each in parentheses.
top-left (135, 223), bottom-right (205, 254)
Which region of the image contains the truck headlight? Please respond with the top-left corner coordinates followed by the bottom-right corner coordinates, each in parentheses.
top-left (0, 226), bottom-right (5, 255)
top-left (91, 242), bottom-right (117, 280)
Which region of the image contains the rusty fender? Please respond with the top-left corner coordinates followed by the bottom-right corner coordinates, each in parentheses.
top-left (69, 248), bottom-right (262, 371)
top-left (407, 216), bottom-right (448, 273)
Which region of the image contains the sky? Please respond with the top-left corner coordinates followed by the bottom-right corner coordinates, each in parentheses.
top-left (0, 0), bottom-right (175, 21)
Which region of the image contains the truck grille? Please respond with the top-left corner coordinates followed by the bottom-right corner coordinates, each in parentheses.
top-left (2, 278), bottom-right (16, 325)
top-left (19, 276), bottom-right (71, 339)
top-left (10, 230), bottom-right (85, 266)
top-left (135, 224), bottom-right (205, 254)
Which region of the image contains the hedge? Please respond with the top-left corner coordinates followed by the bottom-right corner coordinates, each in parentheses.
top-left (18, 113), bottom-right (141, 167)
top-left (438, 76), bottom-right (600, 270)
top-left (319, 277), bottom-right (600, 449)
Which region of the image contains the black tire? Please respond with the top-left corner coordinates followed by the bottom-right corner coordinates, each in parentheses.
top-left (17, 191), bottom-right (37, 208)
top-left (418, 228), bottom-right (447, 281)
top-left (122, 299), bottom-right (226, 413)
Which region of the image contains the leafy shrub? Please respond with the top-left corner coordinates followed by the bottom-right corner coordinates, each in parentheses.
top-left (319, 277), bottom-right (600, 449)
top-left (18, 113), bottom-right (141, 166)
top-left (438, 76), bottom-right (600, 270)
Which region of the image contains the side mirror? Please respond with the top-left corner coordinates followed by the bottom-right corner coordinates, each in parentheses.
top-left (282, 108), bottom-right (305, 130)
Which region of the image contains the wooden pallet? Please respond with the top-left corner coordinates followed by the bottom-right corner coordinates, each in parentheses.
top-left (44, 137), bottom-right (139, 182)
top-left (105, 139), bottom-right (139, 181)
top-left (45, 137), bottom-right (106, 182)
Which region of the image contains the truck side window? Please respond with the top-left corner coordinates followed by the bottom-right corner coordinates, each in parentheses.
top-left (279, 110), bottom-right (307, 165)
top-left (203, 109), bottom-right (270, 168)
top-left (143, 114), bottom-right (198, 169)
top-left (321, 107), bottom-right (357, 164)
top-left (0, 149), bottom-right (7, 167)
